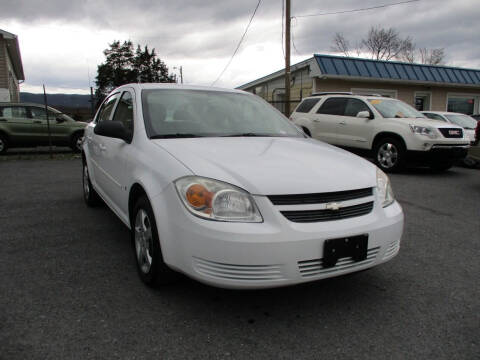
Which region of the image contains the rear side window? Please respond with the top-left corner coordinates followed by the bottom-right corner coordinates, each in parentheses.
top-left (96, 93), bottom-right (120, 123)
top-left (295, 98), bottom-right (320, 113)
top-left (1, 106), bottom-right (27, 119)
top-left (344, 99), bottom-right (371, 117)
top-left (29, 107), bottom-right (58, 120)
top-left (316, 98), bottom-right (348, 116)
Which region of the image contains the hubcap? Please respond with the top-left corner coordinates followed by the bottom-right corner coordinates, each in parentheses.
top-left (135, 209), bottom-right (153, 274)
top-left (83, 165), bottom-right (90, 198)
top-left (377, 143), bottom-right (398, 169)
top-left (0, 139), bottom-right (4, 152)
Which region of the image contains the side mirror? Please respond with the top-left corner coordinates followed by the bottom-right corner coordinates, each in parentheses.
top-left (357, 111), bottom-right (373, 119)
top-left (94, 121), bottom-right (131, 142)
top-left (56, 116), bottom-right (66, 123)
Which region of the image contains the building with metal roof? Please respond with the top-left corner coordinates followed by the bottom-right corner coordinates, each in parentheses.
top-left (0, 29), bottom-right (25, 102)
top-left (237, 54), bottom-right (480, 116)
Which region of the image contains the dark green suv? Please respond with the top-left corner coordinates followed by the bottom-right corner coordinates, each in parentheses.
top-left (0, 102), bottom-right (88, 153)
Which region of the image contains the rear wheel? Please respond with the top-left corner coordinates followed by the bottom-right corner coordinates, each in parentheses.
top-left (0, 134), bottom-right (8, 154)
top-left (374, 137), bottom-right (405, 172)
top-left (83, 162), bottom-right (101, 206)
top-left (71, 132), bottom-right (84, 152)
top-left (132, 196), bottom-right (177, 287)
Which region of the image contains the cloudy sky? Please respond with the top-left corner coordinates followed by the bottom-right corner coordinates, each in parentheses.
top-left (2, 0), bottom-right (479, 94)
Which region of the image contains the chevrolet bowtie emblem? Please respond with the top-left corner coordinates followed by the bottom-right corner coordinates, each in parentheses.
top-left (325, 202), bottom-right (341, 211)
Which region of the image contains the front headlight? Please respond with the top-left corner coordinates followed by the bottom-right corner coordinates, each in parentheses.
top-left (409, 124), bottom-right (437, 139)
top-left (376, 168), bottom-right (395, 207)
top-left (174, 176), bottom-right (263, 222)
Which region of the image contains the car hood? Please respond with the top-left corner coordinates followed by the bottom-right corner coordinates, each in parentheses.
top-left (153, 137), bottom-right (377, 195)
top-left (388, 117), bottom-right (462, 129)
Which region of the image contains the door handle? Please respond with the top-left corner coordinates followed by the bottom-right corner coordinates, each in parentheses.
top-left (33, 120), bottom-right (42, 124)
top-left (339, 121), bottom-right (347, 125)
top-left (0, 118), bottom-right (6, 122)
top-left (99, 144), bottom-right (107, 151)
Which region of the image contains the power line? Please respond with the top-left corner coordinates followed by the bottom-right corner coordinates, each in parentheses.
top-left (294, 0), bottom-right (420, 18)
top-left (211, 0), bottom-right (262, 86)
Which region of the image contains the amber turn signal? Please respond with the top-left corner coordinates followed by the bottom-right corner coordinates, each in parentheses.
top-left (186, 184), bottom-right (213, 209)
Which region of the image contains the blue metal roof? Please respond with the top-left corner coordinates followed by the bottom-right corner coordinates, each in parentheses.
top-left (314, 54), bottom-right (480, 86)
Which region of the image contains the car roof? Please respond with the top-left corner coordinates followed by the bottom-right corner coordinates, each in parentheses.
top-left (115, 83), bottom-right (247, 95)
top-left (302, 94), bottom-right (387, 101)
top-left (0, 102), bottom-right (61, 111)
top-left (421, 111), bottom-right (467, 116)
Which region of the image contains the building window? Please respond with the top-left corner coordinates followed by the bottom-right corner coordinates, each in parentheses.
top-left (447, 96), bottom-right (477, 115)
top-left (414, 92), bottom-right (431, 111)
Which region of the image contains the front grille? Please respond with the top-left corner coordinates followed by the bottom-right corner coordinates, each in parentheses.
top-left (298, 246), bottom-right (380, 277)
top-left (267, 187), bottom-right (373, 205)
top-left (281, 201), bottom-right (373, 223)
top-left (438, 128), bottom-right (463, 138)
top-left (193, 257), bottom-right (285, 281)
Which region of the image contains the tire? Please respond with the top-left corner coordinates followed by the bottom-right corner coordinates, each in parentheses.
top-left (0, 134), bottom-right (8, 154)
top-left (82, 162), bottom-right (101, 206)
top-left (462, 156), bottom-right (478, 168)
top-left (374, 137), bottom-right (406, 172)
top-left (71, 132), bottom-right (84, 153)
top-left (131, 196), bottom-right (177, 287)
top-left (430, 160), bottom-right (454, 172)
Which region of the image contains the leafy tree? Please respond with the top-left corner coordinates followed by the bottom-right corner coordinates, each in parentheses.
top-left (95, 40), bottom-right (175, 103)
top-left (331, 27), bottom-right (445, 65)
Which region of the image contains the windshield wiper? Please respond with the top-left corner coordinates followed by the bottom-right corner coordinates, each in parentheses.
top-left (220, 133), bottom-right (281, 137)
top-left (150, 133), bottom-right (203, 139)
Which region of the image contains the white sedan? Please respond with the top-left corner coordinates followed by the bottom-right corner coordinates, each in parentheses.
top-left (82, 84), bottom-right (403, 289)
top-left (422, 111), bottom-right (477, 143)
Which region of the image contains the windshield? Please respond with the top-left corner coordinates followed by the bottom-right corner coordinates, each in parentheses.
top-left (445, 114), bottom-right (477, 130)
top-left (368, 99), bottom-right (425, 119)
top-left (141, 89), bottom-right (302, 138)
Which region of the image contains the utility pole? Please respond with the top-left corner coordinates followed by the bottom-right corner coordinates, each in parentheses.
top-left (284, 0), bottom-right (291, 117)
top-left (179, 66), bottom-right (183, 84)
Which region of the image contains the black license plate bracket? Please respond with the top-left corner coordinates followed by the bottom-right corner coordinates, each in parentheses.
top-left (323, 234), bottom-right (368, 268)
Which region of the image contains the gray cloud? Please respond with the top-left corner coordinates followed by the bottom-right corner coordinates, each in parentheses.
top-left (3, 0), bottom-right (479, 92)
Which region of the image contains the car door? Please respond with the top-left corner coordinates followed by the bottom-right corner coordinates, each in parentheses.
top-left (312, 97), bottom-right (347, 145)
top-left (338, 99), bottom-right (375, 149)
top-left (88, 92), bottom-right (121, 201)
top-left (96, 90), bottom-right (135, 213)
top-left (29, 106), bottom-right (70, 145)
top-left (0, 106), bottom-right (38, 144)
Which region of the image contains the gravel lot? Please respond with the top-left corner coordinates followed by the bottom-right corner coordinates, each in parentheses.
top-left (0, 159), bottom-right (478, 360)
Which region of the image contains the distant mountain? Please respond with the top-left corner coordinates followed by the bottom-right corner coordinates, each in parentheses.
top-left (20, 92), bottom-right (91, 109)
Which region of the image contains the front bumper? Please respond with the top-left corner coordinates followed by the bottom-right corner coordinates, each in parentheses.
top-left (152, 185), bottom-right (404, 289)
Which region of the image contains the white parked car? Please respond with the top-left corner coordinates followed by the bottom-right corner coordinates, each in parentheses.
top-left (291, 93), bottom-right (470, 172)
top-left (82, 84), bottom-right (403, 289)
top-left (421, 111), bottom-right (477, 144)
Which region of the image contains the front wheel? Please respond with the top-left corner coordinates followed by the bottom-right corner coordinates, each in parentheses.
top-left (430, 160), bottom-right (454, 172)
top-left (132, 196), bottom-right (177, 287)
top-left (374, 138), bottom-right (405, 172)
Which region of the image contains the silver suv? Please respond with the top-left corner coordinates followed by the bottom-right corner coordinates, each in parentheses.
top-left (291, 93), bottom-right (470, 171)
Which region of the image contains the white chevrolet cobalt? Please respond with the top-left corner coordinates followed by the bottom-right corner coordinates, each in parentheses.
top-left (82, 84), bottom-right (404, 289)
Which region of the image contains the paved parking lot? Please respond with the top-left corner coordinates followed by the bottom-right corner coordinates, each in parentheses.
top-left (0, 159), bottom-right (478, 359)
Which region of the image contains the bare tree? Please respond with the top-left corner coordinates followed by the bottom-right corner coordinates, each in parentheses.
top-left (361, 26), bottom-right (413, 61)
top-left (330, 26), bottom-right (446, 65)
top-left (331, 32), bottom-right (350, 57)
top-left (419, 47), bottom-right (445, 65)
